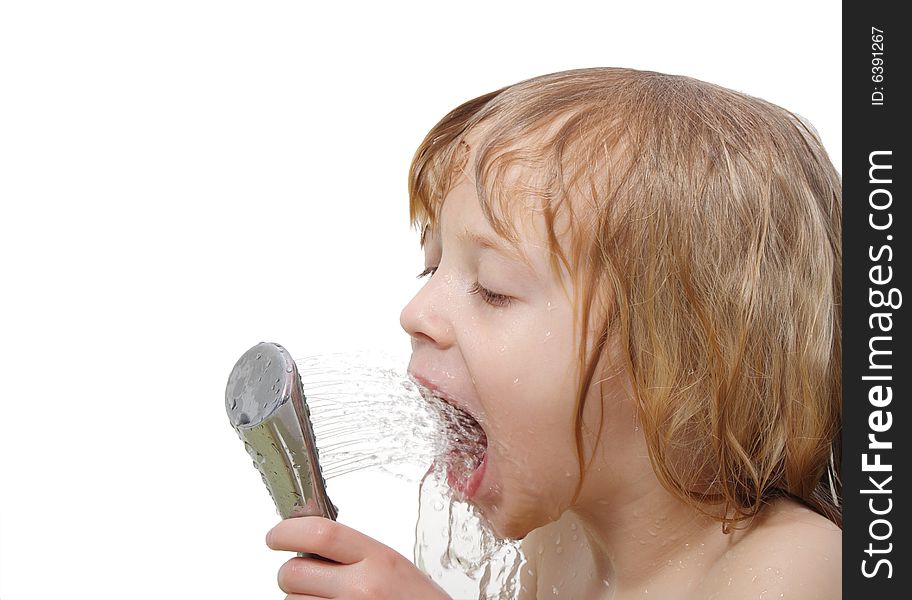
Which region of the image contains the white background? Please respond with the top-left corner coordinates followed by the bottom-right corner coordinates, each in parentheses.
top-left (0, 1), bottom-right (840, 599)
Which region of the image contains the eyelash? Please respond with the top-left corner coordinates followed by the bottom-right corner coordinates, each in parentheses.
top-left (416, 266), bottom-right (513, 308)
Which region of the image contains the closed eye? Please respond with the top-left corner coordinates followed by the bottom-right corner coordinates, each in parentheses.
top-left (468, 282), bottom-right (512, 308)
top-left (416, 266), bottom-right (513, 308)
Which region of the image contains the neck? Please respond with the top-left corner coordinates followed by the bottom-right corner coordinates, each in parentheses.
top-left (569, 467), bottom-right (739, 594)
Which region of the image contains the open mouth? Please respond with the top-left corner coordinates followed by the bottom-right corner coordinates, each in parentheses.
top-left (417, 387), bottom-right (489, 499)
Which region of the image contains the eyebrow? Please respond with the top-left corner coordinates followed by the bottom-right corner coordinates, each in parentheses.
top-left (457, 226), bottom-right (538, 277)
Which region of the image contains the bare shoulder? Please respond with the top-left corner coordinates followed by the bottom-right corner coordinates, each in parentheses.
top-left (702, 499), bottom-right (841, 600)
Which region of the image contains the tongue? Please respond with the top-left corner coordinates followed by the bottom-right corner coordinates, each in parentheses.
top-left (422, 390), bottom-right (488, 492)
top-left (445, 445), bottom-right (485, 496)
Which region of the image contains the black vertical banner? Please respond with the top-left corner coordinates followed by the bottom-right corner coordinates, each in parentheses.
top-left (843, 1), bottom-right (909, 598)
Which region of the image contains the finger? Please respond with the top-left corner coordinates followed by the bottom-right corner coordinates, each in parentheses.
top-left (266, 517), bottom-right (369, 564)
top-left (277, 556), bottom-right (340, 598)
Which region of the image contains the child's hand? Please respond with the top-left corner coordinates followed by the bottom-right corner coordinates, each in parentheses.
top-left (266, 516), bottom-right (451, 599)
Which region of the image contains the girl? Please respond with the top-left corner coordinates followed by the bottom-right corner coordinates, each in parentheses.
top-left (266, 67), bottom-right (842, 599)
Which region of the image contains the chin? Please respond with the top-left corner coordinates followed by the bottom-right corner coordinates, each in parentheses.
top-left (486, 515), bottom-right (532, 541)
top-left (476, 499), bottom-right (548, 541)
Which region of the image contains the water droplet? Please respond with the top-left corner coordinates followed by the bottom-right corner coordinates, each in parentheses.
top-left (551, 585), bottom-right (559, 595)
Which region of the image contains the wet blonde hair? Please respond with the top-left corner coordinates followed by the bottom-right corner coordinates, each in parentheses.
top-left (407, 67), bottom-right (841, 529)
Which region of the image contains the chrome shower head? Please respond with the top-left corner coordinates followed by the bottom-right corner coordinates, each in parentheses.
top-left (225, 341), bottom-right (338, 521)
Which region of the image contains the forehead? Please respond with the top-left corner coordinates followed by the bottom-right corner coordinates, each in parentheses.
top-left (427, 174), bottom-right (555, 282)
top-left (419, 120), bottom-right (581, 290)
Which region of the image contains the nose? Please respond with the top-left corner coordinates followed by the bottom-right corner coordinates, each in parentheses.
top-left (399, 275), bottom-right (456, 349)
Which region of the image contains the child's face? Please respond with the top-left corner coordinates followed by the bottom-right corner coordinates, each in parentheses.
top-left (401, 171), bottom-right (619, 539)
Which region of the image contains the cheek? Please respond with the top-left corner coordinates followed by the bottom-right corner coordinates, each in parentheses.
top-left (486, 382), bottom-right (581, 490)
top-left (476, 322), bottom-right (580, 452)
